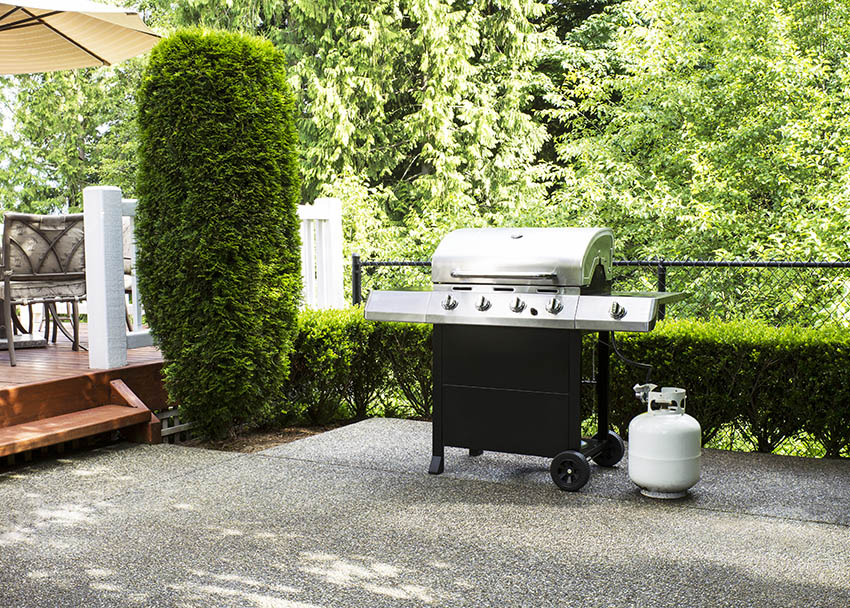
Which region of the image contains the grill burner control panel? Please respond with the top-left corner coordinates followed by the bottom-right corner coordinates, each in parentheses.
top-left (365, 289), bottom-right (684, 332)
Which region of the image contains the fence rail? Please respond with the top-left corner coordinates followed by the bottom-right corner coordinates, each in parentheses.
top-left (351, 256), bottom-right (850, 327)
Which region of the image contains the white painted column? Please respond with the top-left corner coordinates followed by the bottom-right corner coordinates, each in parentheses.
top-left (84, 186), bottom-right (128, 369)
top-left (312, 197), bottom-right (344, 309)
top-left (325, 197), bottom-right (345, 309)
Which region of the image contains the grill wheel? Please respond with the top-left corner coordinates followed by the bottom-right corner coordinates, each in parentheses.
top-left (550, 450), bottom-right (591, 491)
top-left (593, 430), bottom-right (625, 468)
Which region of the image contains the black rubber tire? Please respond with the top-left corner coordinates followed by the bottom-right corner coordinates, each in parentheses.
top-left (550, 450), bottom-right (591, 491)
top-left (593, 430), bottom-right (625, 468)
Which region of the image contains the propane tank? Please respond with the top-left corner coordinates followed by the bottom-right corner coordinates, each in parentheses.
top-left (628, 384), bottom-right (701, 499)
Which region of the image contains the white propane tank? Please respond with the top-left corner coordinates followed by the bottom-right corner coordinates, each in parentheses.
top-left (628, 384), bottom-right (701, 499)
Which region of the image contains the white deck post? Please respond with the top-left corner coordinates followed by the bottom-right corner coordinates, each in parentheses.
top-left (84, 186), bottom-right (128, 369)
top-left (297, 197), bottom-right (344, 309)
top-left (316, 197), bottom-right (344, 309)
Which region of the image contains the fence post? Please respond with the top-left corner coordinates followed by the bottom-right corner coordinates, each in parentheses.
top-left (656, 261), bottom-right (667, 321)
top-left (352, 253), bottom-right (362, 305)
top-left (84, 186), bottom-right (128, 369)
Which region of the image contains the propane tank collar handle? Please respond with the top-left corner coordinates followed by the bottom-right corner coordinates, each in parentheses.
top-left (635, 384), bottom-right (688, 415)
top-left (633, 383), bottom-right (658, 403)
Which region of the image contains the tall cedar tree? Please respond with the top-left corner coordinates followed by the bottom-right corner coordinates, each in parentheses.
top-left (136, 29), bottom-right (301, 439)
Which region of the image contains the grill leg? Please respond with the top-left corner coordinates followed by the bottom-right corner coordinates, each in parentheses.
top-left (596, 331), bottom-right (611, 439)
top-left (430, 325), bottom-right (444, 475)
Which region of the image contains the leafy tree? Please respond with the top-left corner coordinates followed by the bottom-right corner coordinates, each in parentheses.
top-left (152, 0), bottom-right (290, 45)
top-left (1, 0), bottom-right (559, 261)
top-left (161, 0), bottom-right (554, 260)
top-left (522, 0), bottom-right (850, 261)
top-left (0, 63), bottom-right (144, 213)
top-left (287, 0), bottom-right (553, 259)
top-left (6, 0), bottom-right (850, 269)
top-left (531, 0), bottom-right (623, 165)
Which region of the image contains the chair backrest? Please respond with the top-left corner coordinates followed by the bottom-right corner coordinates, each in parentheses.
top-left (2, 212), bottom-right (86, 301)
top-left (122, 215), bottom-right (134, 275)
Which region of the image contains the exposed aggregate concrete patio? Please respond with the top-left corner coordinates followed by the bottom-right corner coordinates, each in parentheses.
top-left (0, 418), bottom-right (848, 607)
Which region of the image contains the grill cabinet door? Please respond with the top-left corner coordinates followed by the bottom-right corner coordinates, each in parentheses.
top-left (436, 325), bottom-right (582, 457)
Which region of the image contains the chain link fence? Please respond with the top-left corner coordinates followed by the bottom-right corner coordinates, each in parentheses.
top-left (352, 256), bottom-right (850, 327)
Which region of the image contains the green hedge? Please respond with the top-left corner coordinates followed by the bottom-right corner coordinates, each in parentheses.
top-left (278, 307), bottom-right (431, 425)
top-left (282, 310), bottom-right (850, 459)
top-left (136, 30), bottom-right (301, 439)
top-left (608, 320), bottom-right (850, 458)
top-left (381, 321), bottom-right (432, 418)
top-left (285, 309), bottom-right (356, 425)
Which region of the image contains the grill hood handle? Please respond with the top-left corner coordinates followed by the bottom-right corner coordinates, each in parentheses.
top-left (450, 270), bottom-right (558, 281)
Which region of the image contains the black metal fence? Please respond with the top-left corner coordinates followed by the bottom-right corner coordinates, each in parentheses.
top-left (351, 255), bottom-right (850, 327)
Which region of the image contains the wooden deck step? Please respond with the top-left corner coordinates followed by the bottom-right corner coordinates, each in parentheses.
top-left (0, 404), bottom-right (151, 458)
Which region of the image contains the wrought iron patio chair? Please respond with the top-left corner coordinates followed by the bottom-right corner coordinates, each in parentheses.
top-left (123, 215), bottom-right (136, 331)
top-left (2, 212), bottom-right (86, 366)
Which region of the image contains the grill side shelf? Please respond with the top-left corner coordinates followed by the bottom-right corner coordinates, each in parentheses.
top-left (610, 290), bottom-right (687, 305)
top-left (364, 290), bottom-right (432, 323)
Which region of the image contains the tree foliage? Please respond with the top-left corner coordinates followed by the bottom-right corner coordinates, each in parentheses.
top-left (0, 64), bottom-right (143, 212)
top-left (524, 0), bottom-right (850, 261)
top-left (3, 0), bottom-right (850, 265)
top-left (158, 0), bottom-right (554, 259)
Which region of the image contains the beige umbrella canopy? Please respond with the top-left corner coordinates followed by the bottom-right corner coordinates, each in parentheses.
top-left (0, 0), bottom-right (159, 74)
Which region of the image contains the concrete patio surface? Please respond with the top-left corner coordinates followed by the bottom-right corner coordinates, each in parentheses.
top-left (0, 418), bottom-right (848, 607)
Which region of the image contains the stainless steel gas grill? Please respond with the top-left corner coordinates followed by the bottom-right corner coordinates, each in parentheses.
top-left (365, 227), bottom-right (683, 491)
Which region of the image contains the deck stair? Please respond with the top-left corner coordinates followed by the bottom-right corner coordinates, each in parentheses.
top-left (0, 364), bottom-right (164, 458)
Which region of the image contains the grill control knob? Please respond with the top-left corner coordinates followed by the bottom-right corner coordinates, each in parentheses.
top-left (609, 301), bottom-right (627, 320)
top-left (441, 294), bottom-right (459, 311)
top-left (475, 296), bottom-right (491, 311)
top-left (509, 297), bottom-right (526, 313)
top-left (545, 297), bottom-right (563, 315)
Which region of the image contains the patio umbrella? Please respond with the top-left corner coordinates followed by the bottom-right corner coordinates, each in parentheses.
top-left (0, 0), bottom-right (159, 74)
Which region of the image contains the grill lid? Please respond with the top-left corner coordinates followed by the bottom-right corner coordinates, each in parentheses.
top-left (431, 227), bottom-right (614, 287)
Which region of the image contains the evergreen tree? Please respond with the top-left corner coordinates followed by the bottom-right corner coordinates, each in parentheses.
top-left (136, 29), bottom-right (301, 439)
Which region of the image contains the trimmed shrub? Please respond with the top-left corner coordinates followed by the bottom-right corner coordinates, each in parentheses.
top-left (606, 320), bottom-right (746, 445)
top-left (136, 29), bottom-right (301, 439)
top-left (268, 309), bottom-right (850, 458)
top-left (608, 320), bottom-right (850, 456)
top-left (382, 322), bottom-right (433, 418)
top-left (795, 325), bottom-right (850, 458)
top-left (341, 307), bottom-right (390, 419)
top-left (280, 308), bottom-right (424, 426)
top-left (286, 308), bottom-right (354, 425)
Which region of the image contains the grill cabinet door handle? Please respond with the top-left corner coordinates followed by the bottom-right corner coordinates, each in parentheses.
top-left (450, 270), bottom-right (558, 280)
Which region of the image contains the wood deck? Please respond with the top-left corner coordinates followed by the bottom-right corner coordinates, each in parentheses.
top-left (0, 325), bottom-right (168, 462)
top-left (0, 324), bottom-right (162, 389)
